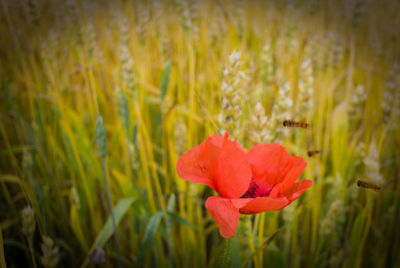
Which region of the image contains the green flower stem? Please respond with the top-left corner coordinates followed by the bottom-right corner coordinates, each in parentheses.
top-left (222, 238), bottom-right (231, 268)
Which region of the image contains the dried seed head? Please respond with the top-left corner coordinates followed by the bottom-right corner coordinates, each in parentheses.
top-left (364, 138), bottom-right (383, 185)
top-left (298, 58), bottom-right (314, 119)
top-left (320, 200), bottom-right (344, 236)
top-left (383, 62), bottom-right (400, 125)
top-left (219, 50), bottom-right (248, 138)
top-left (40, 236), bottom-right (59, 268)
top-left (247, 102), bottom-right (271, 144)
top-left (69, 187), bottom-right (80, 210)
top-left (118, 16), bottom-right (136, 92)
top-left (22, 206), bottom-right (36, 238)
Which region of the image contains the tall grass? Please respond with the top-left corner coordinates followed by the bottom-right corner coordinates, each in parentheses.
top-left (0, 0), bottom-right (399, 267)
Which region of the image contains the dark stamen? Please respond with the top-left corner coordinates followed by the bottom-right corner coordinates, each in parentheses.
top-left (241, 179), bottom-right (272, 198)
top-left (241, 180), bottom-right (259, 198)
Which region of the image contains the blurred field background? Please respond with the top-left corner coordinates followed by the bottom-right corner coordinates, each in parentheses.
top-left (0, 0), bottom-right (400, 267)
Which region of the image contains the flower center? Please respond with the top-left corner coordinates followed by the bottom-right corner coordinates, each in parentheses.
top-left (241, 179), bottom-right (271, 198)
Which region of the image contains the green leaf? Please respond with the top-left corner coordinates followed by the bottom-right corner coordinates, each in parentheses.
top-left (165, 211), bottom-right (197, 229)
top-left (81, 197), bottom-right (134, 267)
top-left (92, 198), bottom-right (134, 248)
top-left (241, 227), bottom-right (284, 267)
top-left (138, 211), bottom-right (165, 263)
top-left (95, 115), bottom-right (107, 159)
top-left (166, 194), bottom-right (175, 241)
top-left (167, 193), bottom-right (176, 212)
top-left (166, 194), bottom-right (176, 257)
top-left (142, 211), bottom-right (165, 247)
top-left (160, 60), bottom-right (171, 102)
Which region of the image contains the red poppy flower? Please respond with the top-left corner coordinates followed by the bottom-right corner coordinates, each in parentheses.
top-left (176, 133), bottom-right (312, 238)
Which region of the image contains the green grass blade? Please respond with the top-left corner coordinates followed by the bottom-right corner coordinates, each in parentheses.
top-left (160, 60), bottom-right (171, 102)
top-left (93, 197), bottom-right (134, 248)
top-left (138, 211), bottom-right (165, 264)
top-left (81, 197), bottom-right (134, 267)
top-left (241, 227), bottom-right (284, 268)
top-left (165, 211), bottom-right (197, 229)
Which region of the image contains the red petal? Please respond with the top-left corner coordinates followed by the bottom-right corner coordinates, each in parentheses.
top-left (205, 196), bottom-right (241, 238)
top-left (200, 135), bottom-right (224, 179)
top-left (246, 144), bottom-right (295, 193)
top-left (270, 157), bottom-right (307, 197)
top-left (231, 198), bottom-right (253, 209)
top-left (176, 135), bottom-right (224, 191)
top-left (239, 196), bottom-right (289, 214)
top-left (215, 134), bottom-right (252, 198)
top-left (282, 180), bottom-right (313, 202)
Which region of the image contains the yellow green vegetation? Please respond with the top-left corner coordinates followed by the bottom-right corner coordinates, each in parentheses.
top-left (0, 0), bottom-right (399, 267)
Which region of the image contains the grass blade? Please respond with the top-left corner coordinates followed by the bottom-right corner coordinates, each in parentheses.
top-left (81, 197), bottom-right (134, 267)
top-left (138, 211), bottom-right (165, 265)
top-left (160, 60), bottom-right (171, 102)
top-left (241, 227), bottom-right (284, 268)
top-left (165, 211), bottom-right (197, 229)
top-left (0, 225), bottom-right (7, 268)
top-left (93, 198), bottom-right (134, 248)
